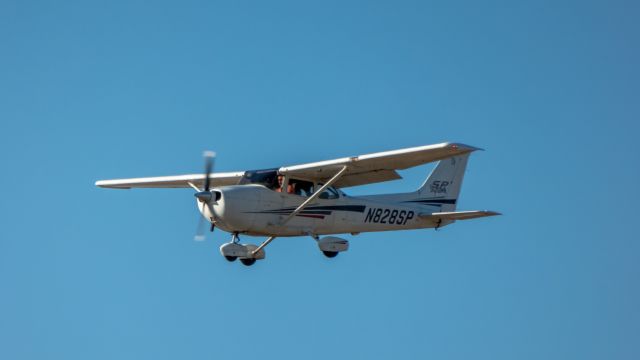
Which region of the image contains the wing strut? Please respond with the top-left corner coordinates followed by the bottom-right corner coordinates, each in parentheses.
top-left (281, 165), bottom-right (349, 225)
top-left (250, 165), bottom-right (349, 257)
top-left (250, 236), bottom-right (277, 257)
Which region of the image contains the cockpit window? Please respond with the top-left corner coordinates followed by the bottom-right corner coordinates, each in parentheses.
top-left (290, 179), bottom-right (314, 196)
top-left (238, 168), bottom-right (279, 189)
top-left (318, 186), bottom-right (340, 199)
top-left (238, 171), bottom-right (344, 199)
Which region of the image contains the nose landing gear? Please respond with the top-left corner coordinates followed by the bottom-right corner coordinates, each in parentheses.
top-left (219, 233), bottom-right (266, 266)
top-left (240, 258), bottom-right (256, 266)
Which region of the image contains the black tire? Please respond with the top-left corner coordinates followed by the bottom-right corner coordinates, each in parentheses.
top-left (323, 251), bottom-right (339, 258)
top-left (240, 258), bottom-right (256, 266)
top-left (224, 256), bottom-right (237, 262)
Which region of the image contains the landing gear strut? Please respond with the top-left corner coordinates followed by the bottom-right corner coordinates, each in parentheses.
top-left (219, 233), bottom-right (267, 266)
top-left (222, 233), bottom-right (240, 262)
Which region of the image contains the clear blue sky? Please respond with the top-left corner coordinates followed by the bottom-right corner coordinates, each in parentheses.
top-left (1, 0), bottom-right (638, 359)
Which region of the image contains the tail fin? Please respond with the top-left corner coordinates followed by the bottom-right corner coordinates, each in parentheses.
top-left (414, 153), bottom-right (471, 212)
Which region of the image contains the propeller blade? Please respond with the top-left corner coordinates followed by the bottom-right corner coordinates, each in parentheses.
top-left (195, 150), bottom-right (216, 241)
top-left (206, 202), bottom-right (216, 233)
top-left (203, 150), bottom-right (216, 191)
top-left (194, 202), bottom-right (207, 241)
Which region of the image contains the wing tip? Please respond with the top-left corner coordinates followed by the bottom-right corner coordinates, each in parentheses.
top-left (95, 180), bottom-right (131, 189)
top-left (446, 142), bottom-right (484, 152)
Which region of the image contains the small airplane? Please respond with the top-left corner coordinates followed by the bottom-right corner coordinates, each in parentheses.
top-left (96, 142), bottom-right (500, 266)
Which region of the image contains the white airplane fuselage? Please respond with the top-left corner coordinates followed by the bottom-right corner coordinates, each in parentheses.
top-left (201, 184), bottom-right (449, 237)
top-left (97, 144), bottom-right (499, 264)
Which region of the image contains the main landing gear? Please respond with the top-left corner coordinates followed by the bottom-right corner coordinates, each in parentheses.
top-left (316, 236), bottom-right (349, 258)
top-left (219, 234), bottom-right (350, 265)
top-left (322, 251), bottom-right (339, 258)
top-left (219, 233), bottom-right (266, 267)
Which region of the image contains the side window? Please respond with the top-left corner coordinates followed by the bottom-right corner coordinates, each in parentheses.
top-left (318, 187), bottom-right (340, 199)
top-left (290, 179), bottom-right (314, 197)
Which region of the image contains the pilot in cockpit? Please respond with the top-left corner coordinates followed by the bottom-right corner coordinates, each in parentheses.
top-left (275, 174), bottom-right (296, 194)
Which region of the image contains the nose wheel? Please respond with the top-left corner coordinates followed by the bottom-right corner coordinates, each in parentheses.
top-left (219, 233), bottom-right (266, 266)
top-left (240, 258), bottom-right (256, 266)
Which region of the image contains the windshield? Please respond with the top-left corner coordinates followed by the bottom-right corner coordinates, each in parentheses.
top-left (237, 168), bottom-right (279, 189)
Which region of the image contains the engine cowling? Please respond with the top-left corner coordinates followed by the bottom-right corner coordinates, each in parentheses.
top-left (204, 185), bottom-right (265, 233)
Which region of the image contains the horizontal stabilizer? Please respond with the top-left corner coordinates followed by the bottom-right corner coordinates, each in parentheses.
top-left (419, 210), bottom-right (501, 221)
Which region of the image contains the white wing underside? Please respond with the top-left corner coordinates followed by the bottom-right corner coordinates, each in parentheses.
top-left (95, 142), bottom-right (480, 189)
top-left (278, 142), bottom-right (480, 187)
top-left (95, 172), bottom-right (245, 189)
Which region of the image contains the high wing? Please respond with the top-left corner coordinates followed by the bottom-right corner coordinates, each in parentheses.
top-left (279, 142), bottom-right (481, 188)
top-left (95, 142), bottom-right (479, 190)
top-left (95, 172), bottom-right (245, 189)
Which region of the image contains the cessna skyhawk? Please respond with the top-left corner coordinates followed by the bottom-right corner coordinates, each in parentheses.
top-left (96, 142), bottom-right (500, 266)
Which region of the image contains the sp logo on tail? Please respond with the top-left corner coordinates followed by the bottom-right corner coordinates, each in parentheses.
top-left (430, 180), bottom-right (450, 194)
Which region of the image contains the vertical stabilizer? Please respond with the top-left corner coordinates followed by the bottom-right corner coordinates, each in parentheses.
top-left (414, 153), bottom-right (471, 212)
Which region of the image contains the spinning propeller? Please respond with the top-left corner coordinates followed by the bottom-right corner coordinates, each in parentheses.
top-left (194, 150), bottom-right (216, 241)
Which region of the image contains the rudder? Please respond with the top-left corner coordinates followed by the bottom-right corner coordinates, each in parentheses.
top-left (414, 153), bottom-right (471, 212)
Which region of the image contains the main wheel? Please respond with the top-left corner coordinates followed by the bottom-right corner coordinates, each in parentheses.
top-left (240, 258), bottom-right (256, 266)
top-left (224, 256), bottom-right (237, 262)
top-left (322, 251), bottom-right (339, 258)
